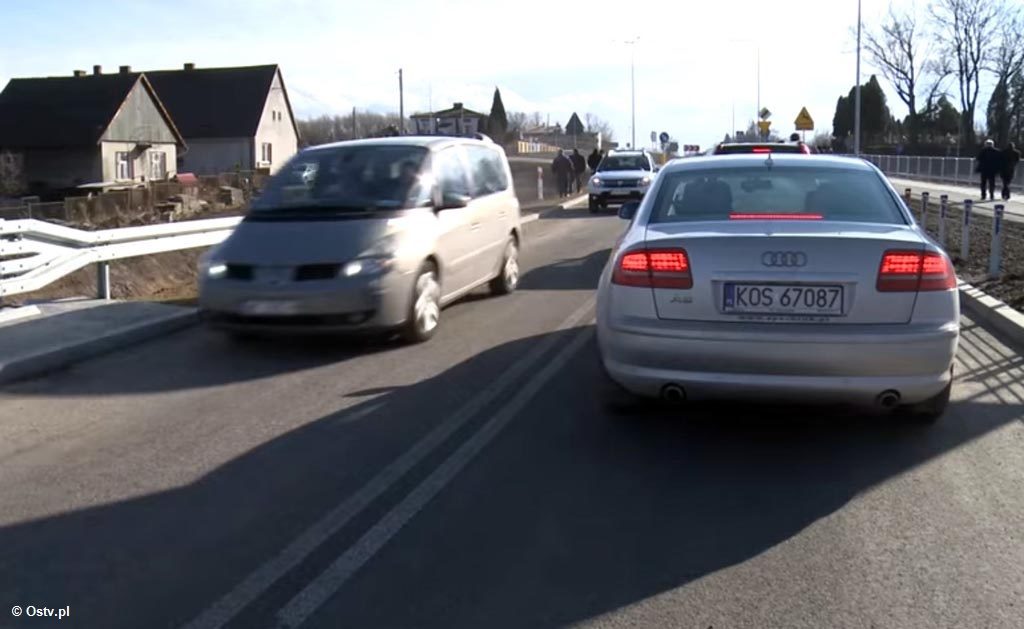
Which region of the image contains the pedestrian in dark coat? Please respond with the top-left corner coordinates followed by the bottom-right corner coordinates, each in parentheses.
top-left (588, 148), bottom-right (602, 173)
top-left (1001, 142), bottom-right (1021, 200)
top-left (570, 149), bottom-right (587, 194)
top-left (551, 150), bottom-right (573, 197)
top-left (976, 139), bottom-right (1004, 201)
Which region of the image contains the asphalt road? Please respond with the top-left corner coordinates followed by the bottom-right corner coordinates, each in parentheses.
top-left (2, 205), bottom-right (1024, 629)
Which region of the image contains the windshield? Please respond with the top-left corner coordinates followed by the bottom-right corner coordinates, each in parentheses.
top-left (251, 145), bottom-right (430, 212)
top-left (648, 166), bottom-right (905, 224)
top-left (598, 155), bottom-right (650, 171)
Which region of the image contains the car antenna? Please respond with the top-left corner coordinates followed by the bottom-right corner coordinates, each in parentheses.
top-left (764, 152), bottom-right (774, 169)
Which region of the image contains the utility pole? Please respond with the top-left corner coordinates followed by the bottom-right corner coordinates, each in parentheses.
top-left (398, 68), bottom-right (405, 135)
top-left (352, 106), bottom-right (357, 139)
top-left (756, 46), bottom-right (760, 135)
top-left (627, 37), bottom-right (639, 150)
top-left (854, 0), bottom-right (862, 155)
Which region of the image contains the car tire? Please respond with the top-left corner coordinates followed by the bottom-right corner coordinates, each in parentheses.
top-left (899, 380), bottom-right (952, 424)
top-left (489, 238), bottom-right (520, 295)
top-left (401, 263), bottom-right (441, 344)
top-left (589, 197), bottom-right (599, 214)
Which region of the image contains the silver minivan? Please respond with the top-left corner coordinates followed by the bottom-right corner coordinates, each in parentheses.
top-left (198, 136), bottom-right (522, 342)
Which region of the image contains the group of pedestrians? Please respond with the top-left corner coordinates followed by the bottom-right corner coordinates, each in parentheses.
top-left (551, 148), bottom-right (605, 198)
top-left (976, 140), bottom-right (1021, 201)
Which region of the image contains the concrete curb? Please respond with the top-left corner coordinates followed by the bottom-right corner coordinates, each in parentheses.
top-left (521, 194), bottom-right (588, 225)
top-left (0, 307), bottom-right (198, 385)
top-left (959, 281), bottom-right (1024, 348)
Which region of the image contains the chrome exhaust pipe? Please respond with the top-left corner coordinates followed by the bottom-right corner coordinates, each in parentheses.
top-left (661, 384), bottom-right (687, 404)
top-left (876, 390), bottom-right (901, 410)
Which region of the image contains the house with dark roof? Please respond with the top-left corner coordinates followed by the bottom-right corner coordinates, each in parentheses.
top-left (410, 102), bottom-right (488, 137)
top-left (0, 66), bottom-right (185, 191)
top-left (146, 63), bottom-right (298, 175)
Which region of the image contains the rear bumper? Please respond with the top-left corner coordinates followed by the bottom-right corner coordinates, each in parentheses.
top-left (597, 320), bottom-right (959, 404)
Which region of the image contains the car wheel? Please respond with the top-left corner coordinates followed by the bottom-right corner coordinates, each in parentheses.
top-left (589, 197), bottom-right (599, 214)
top-left (401, 263), bottom-right (441, 344)
top-left (489, 238), bottom-right (520, 295)
top-left (899, 380), bottom-right (952, 424)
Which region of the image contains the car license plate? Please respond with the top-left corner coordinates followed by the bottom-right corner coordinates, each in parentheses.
top-left (240, 300), bottom-right (299, 316)
top-left (722, 284), bottom-right (844, 316)
top-left (609, 189), bottom-right (631, 196)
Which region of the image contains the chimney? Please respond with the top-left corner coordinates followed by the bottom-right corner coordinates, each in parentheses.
top-left (73, 70), bottom-right (86, 77)
top-left (183, 62), bottom-right (195, 71)
top-left (119, 65), bottom-right (131, 74)
top-left (453, 102), bottom-right (463, 109)
top-left (92, 65), bottom-right (102, 75)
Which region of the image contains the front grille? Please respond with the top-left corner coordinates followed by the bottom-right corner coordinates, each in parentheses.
top-left (226, 264), bottom-right (253, 280)
top-left (605, 179), bottom-right (640, 187)
top-left (295, 264), bottom-right (340, 281)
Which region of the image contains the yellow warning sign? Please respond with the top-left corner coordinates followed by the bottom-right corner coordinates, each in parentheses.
top-left (757, 120), bottom-right (772, 134)
top-left (794, 107), bottom-right (814, 131)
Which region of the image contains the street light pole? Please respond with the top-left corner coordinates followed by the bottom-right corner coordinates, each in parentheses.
top-left (398, 68), bottom-right (405, 135)
top-left (854, 0), bottom-right (862, 155)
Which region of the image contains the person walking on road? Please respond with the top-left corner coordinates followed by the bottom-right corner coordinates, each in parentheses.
top-left (588, 148), bottom-right (602, 174)
top-left (1001, 142), bottom-right (1020, 200)
top-left (976, 139), bottom-right (1004, 201)
top-left (570, 149), bottom-right (587, 195)
top-left (552, 150), bottom-right (573, 198)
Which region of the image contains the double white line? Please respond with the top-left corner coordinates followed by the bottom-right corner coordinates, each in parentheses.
top-left (182, 296), bottom-right (597, 629)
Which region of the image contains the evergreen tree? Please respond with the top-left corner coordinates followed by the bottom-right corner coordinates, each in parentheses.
top-left (487, 87), bottom-right (508, 141)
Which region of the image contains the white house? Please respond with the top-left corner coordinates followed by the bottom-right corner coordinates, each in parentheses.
top-left (146, 64), bottom-right (299, 175)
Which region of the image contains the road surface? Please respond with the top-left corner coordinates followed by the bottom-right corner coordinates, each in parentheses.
top-left (2, 205), bottom-right (1024, 629)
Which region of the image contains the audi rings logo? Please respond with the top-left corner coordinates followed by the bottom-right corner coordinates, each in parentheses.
top-left (761, 251), bottom-right (808, 267)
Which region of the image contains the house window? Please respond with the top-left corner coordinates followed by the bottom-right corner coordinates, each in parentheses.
top-left (115, 152), bottom-right (133, 180)
top-left (261, 142), bottom-right (273, 165)
top-left (150, 151), bottom-right (167, 180)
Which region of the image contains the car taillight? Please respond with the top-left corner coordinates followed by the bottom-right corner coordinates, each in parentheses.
top-left (612, 248), bottom-right (692, 288)
top-left (752, 147), bottom-right (771, 153)
top-left (800, 144), bottom-right (811, 154)
top-left (877, 250), bottom-right (956, 292)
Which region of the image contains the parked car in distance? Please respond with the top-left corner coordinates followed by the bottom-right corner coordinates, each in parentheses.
top-left (199, 136), bottom-right (522, 343)
top-left (597, 154), bottom-right (959, 422)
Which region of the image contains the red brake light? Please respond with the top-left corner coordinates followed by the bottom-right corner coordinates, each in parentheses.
top-left (613, 248), bottom-right (692, 288)
top-left (800, 143), bottom-right (811, 154)
top-left (752, 147), bottom-right (772, 153)
top-left (729, 213), bottom-right (823, 220)
top-left (877, 250), bottom-right (955, 292)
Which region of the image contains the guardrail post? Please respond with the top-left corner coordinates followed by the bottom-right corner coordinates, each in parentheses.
top-left (989, 205), bottom-right (1004, 280)
top-left (961, 199), bottom-right (972, 261)
top-left (920, 191), bottom-right (929, 228)
top-left (938, 195), bottom-right (948, 248)
top-left (96, 262), bottom-right (111, 300)
top-left (537, 167), bottom-right (543, 201)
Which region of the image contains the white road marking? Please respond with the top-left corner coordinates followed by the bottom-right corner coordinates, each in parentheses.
top-left (180, 297), bottom-right (596, 629)
top-left (331, 401), bottom-right (386, 426)
top-left (274, 319), bottom-right (596, 628)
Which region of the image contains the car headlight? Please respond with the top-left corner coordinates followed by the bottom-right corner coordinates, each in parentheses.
top-left (341, 257), bottom-right (393, 277)
top-left (640, 176), bottom-right (652, 186)
top-left (591, 177), bottom-right (602, 186)
top-left (201, 258), bottom-right (227, 279)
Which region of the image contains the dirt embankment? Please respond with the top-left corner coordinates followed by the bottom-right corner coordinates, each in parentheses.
top-left (909, 199), bottom-right (1024, 310)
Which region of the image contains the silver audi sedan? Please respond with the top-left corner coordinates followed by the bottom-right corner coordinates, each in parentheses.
top-left (596, 154), bottom-right (960, 422)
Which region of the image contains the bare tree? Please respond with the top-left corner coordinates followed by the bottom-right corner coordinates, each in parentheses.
top-left (0, 151), bottom-right (25, 197)
top-left (986, 7), bottom-right (1024, 144)
top-left (864, 4), bottom-right (934, 146)
top-left (584, 113), bottom-right (616, 143)
top-left (929, 0), bottom-right (1003, 146)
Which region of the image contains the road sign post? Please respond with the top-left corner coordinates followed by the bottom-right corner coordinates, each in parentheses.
top-left (537, 167), bottom-right (543, 201)
top-left (939, 195), bottom-right (948, 248)
top-left (990, 205), bottom-right (1004, 280)
top-left (961, 199), bottom-right (972, 261)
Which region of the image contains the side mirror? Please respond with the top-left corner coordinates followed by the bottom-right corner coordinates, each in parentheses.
top-left (618, 201), bottom-right (640, 220)
top-left (439, 191), bottom-right (470, 210)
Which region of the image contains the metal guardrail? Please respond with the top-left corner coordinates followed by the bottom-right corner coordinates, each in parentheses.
top-left (863, 153), bottom-right (1024, 192)
top-left (0, 216), bottom-right (241, 299)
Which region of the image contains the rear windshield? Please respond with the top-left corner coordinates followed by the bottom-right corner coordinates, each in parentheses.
top-left (598, 155), bottom-right (651, 171)
top-left (715, 144), bottom-right (805, 154)
top-left (648, 166), bottom-right (905, 224)
top-left (251, 145), bottom-right (430, 212)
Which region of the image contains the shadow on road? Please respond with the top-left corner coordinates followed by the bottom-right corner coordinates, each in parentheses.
top-left (1, 318), bottom-right (1022, 628)
top-left (519, 248), bottom-right (611, 291)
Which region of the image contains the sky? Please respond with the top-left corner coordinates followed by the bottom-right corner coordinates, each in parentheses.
top-left (0, 0), bottom-right (1001, 149)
